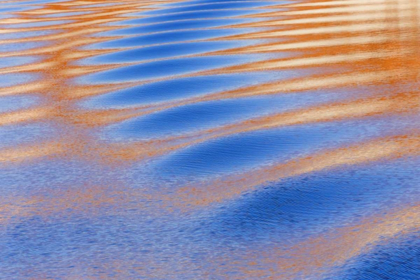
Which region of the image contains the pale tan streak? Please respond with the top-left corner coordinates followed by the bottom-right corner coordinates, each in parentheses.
top-left (280, 2), bottom-right (415, 16)
top-left (175, 134), bottom-right (420, 208)
top-left (16, 8), bottom-right (147, 21)
top-left (0, 81), bottom-right (50, 96)
top-left (254, 0), bottom-right (416, 18)
top-left (60, 47), bottom-right (123, 61)
top-left (0, 17), bottom-right (75, 24)
top-left (4, 8), bottom-right (135, 29)
top-left (60, 0), bottom-right (186, 9)
top-left (200, 95), bottom-right (416, 139)
top-left (65, 83), bottom-right (130, 100)
top-left (0, 61), bottom-right (55, 74)
top-left (230, 21), bottom-right (413, 39)
top-left (291, 0), bottom-right (411, 7)
top-left (67, 106), bottom-right (155, 127)
top-left (0, 0), bottom-right (31, 4)
top-left (0, 48), bottom-right (122, 75)
top-left (0, 35), bottom-right (119, 58)
top-left (19, 1), bottom-right (148, 14)
top-left (220, 35), bottom-right (390, 53)
top-left (0, 27), bottom-right (115, 45)
top-left (0, 16), bottom-right (131, 34)
top-left (0, 79), bottom-right (126, 99)
top-left (0, 184), bottom-right (137, 225)
top-left (0, 15), bottom-right (133, 31)
top-left (141, 6), bottom-right (275, 19)
top-left (0, 22), bottom-right (116, 35)
top-left (28, 43), bottom-right (396, 78)
top-left (6, 17), bottom-right (130, 30)
top-left (6, 1), bottom-right (148, 18)
top-left (201, 51), bottom-right (406, 74)
top-left (0, 142), bottom-right (64, 164)
top-left (19, 9), bottom-right (78, 15)
top-left (0, 107), bottom-right (52, 126)
top-left (57, 0), bottom-right (149, 6)
top-left (154, 0), bottom-right (280, 9)
top-left (234, 9), bottom-right (414, 27)
top-left (0, 58), bottom-right (118, 79)
top-left (17, 5), bottom-right (150, 16)
top-left (210, 69), bottom-right (406, 99)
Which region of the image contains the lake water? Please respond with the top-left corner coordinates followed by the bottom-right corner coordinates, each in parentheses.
top-left (0, 0), bottom-right (419, 279)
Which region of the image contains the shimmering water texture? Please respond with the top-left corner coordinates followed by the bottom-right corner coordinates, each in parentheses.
top-left (0, 0), bottom-right (419, 279)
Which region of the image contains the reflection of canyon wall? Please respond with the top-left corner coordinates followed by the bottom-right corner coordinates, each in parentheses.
top-left (0, 0), bottom-right (418, 165)
top-left (0, 0), bottom-right (419, 279)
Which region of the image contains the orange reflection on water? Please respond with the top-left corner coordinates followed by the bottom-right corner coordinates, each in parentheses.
top-left (174, 133), bottom-right (420, 208)
top-left (0, 0), bottom-right (419, 278)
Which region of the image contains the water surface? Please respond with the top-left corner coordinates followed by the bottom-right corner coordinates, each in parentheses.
top-left (0, 0), bottom-right (419, 279)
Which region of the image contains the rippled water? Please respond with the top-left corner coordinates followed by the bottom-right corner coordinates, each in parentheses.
top-left (0, 0), bottom-right (419, 279)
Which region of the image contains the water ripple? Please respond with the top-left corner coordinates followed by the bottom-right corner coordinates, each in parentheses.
top-left (0, 0), bottom-right (419, 279)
